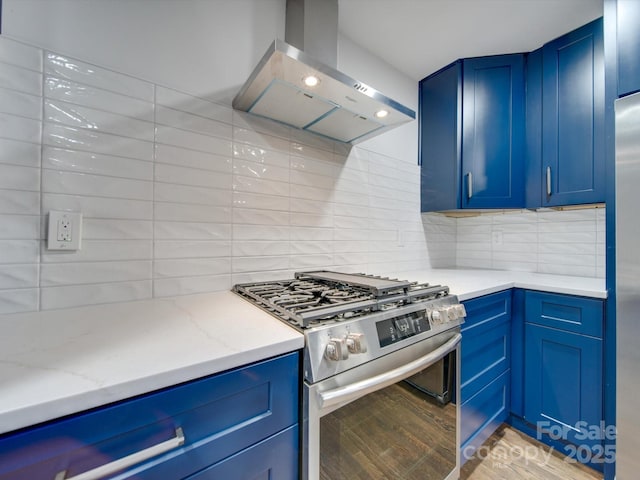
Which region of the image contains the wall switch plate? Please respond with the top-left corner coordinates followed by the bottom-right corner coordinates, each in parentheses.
top-left (47, 211), bottom-right (82, 251)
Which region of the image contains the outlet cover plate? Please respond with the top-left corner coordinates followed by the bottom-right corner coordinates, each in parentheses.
top-left (47, 211), bottom-right (82, 251)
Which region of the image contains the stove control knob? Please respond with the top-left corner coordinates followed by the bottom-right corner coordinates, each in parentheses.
top-left (446, 306), bottom-right (458, 321)
top-left (455, 304), bottom-right (467, 318)
top-left (325, 338), bottom-right (348, 361)
top-left (346, 333), bottom-right (367, 354)
top-left (431, 310), bottom-right (442, 324)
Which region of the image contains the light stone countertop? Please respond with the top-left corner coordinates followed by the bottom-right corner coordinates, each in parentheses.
top-left (0, 291), bottom-right (304, 435)
top-left (0, 269), bottom-right (607, 436)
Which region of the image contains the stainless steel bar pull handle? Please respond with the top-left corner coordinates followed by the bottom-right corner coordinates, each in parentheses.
top-left (467, 172), bottom-right (473, 199)
top-left (546, 166), bottom-right (552, 196)
top-left (54, 427), bottom-right (185, 480)
top-left (318, 333), bottom-right (462, 410)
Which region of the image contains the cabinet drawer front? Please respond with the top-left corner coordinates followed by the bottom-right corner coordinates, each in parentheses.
top-left (0, 352), bottom-right (299, 480)
top-left (461, 320), bottom-right (510, 403)
top-left (462, 290), bottom-right (511, 330)
top-left (525, 291), bottom-right (603, 337)
top-left (461, 370), bottom-right (510, 462)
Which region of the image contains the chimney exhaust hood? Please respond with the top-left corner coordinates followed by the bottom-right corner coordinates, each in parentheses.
top-left (232, 0), bottom-right (415, 144)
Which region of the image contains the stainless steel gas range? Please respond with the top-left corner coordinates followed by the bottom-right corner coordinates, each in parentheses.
top-left (233, 271), bottom-right (466, 480)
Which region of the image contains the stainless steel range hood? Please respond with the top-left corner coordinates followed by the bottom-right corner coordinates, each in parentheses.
top-left (232, 0), bottom-right (415, 144)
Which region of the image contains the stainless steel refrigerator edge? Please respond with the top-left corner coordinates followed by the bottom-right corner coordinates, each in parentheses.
top-left (615, 90), bottom-right (640, 479)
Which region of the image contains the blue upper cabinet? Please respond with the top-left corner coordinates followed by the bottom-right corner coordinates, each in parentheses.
top-left (617, 0), bottom-right (640, 97)
top-left (539, 18), bottom-right (605, 206)
top-left (420, 62), bottom-right (462, 212)
top-left (420, 55), bottom-right (525, 211)
top-left (461, 55), bottom-right (525, 209)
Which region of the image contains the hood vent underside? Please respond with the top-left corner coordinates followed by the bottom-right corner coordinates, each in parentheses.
top-left (232, 39), bottom-right (415, 144)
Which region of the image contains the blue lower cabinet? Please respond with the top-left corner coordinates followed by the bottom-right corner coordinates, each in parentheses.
top-left (519, 291), bottom-right (605, 471)
top-left (460, 291), bottom-right (511, 462)
top-left (523, 323), bottom-right (603, 448)
top-left (186, 425), bottom-right (298, 480)
top-left (0, 352), bottom-right (300, 480)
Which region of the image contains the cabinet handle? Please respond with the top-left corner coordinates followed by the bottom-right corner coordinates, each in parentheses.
top-left (546, 166), bottom-right (552, 196)
top-left (54, 427), bottom-right (185, 480)
top-left (467, 172), bottom-right (473, 199)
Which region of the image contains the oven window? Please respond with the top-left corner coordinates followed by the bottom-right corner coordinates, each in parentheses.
top-left (319, 378), bottom-right (456, 479)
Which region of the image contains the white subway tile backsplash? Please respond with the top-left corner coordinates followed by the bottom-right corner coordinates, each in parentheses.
top-left (290, 254), bottom-right (333, 269)
top-left (40, 280), bottom-right (152, 310)
top-left (233, 175), bottom-right (290, 197)
top-left (0, 37), bottom-right (42, 72)
top-left (0, 190), bottom-right (40, 215)
top-left (155, 144), bottom-right (232, 173)
top-left (0, 138), bottom-right (41, 168)
top-left (155, 183), bottom-right (230, 206)
top-left (44, 124), bottom-right (154, 161)
top-left (154, 163), bottom-right (231, 190)
top-left (83, 219), bottom-right (152, 240)
top-left (156, 125), bottom-right (232, 155)
top-left (234, 159), bottom-right (290, 184)
top-left (43, 193), bottom-right (152, 220)
top-left (154, 202), bottom-right (231, 223)
top-left (41, 240), bottom-right (152, 263)
top-left (232, 241), bottom-right (289, 257)
top-left (42, 170), bottom-right (153, 201)
top-left (0, 215), bottom-right (40, 239)
top-left (233, 191), bottom-right (289, 211)
top-left (154, 240), bottom-right (231, 259)
top-left (43, 147), bottom-right (153, 180)
top-left (0, 264), bottom-right (38, 289)
top-left (233, 143), bottom-right (289, 168)
top-left (233, 126), bottom-right (290, 151)
top-left (0, 112), bottom-right (42, 143)
top-left (156, 105), bottom-right (232, 139)
top-left (45, 100), bottom-right (154, 141)
top-left (0, 288), bottom-right (39, 314)
top-left (156, 86), bottom-right (233, 123)
top-left (40, 260), bottom-right (151, 286)
top-left (0, 88), bottom-right (42, 120)
top-left (0, 164), bottom-right (40, 191)
top-left (154, 258), bottom-right (231, 278)
top-left (233, 255), bottom-right (289, 273)
top-left (290, 226), bottom-right (333, 241)
top-left (233, 208), bottom-right (289, 226)
top-left (154, 221), bottom-right (231, 241)
top-left (153, 274), bottom-right (231, 298)
top-left (45, 53), bottom-right (154, 101)
top-left (233, 224), bottom-right (289, 241)
top-left (44, 77), bottom-right (154, 122)
top-left (0, 240), bottom-right (39, 263)
top-left (0, 62), bottom-right (42, 95)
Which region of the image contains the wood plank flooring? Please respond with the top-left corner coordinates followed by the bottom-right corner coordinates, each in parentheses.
top-left (461, 424), bottom-right (604, 480)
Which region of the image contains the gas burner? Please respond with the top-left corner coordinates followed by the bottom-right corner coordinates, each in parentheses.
top-left (233, 271), bottom-right (451, 329)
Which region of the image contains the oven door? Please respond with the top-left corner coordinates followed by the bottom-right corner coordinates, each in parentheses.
top-left (303, 330), bottom-right (461, 480)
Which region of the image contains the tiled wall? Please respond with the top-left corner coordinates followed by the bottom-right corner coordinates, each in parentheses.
top-left (455, 207), bottom-right (606, 277)
top-left (0, 36), bottom-right (432, 314)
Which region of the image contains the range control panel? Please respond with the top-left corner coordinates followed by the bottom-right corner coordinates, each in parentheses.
top-left (375, 304), bottom-right (466, 348)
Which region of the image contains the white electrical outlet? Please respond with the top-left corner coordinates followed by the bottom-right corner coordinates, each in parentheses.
top-left (48, 211), bottom-right (82, 251)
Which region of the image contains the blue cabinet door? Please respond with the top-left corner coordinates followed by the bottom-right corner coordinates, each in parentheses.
top-left (524, 323), bottom-right (603, 448)
top-left (617, 0), bottom-right (640, 97)
top-left (462, 55), bottom-right (525, 208)
top-left (541, 18), bottom-right (605, 206)
top-left (420, 61), bottom-right (462, 211)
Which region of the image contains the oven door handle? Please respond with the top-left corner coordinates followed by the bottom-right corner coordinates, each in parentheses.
top-left (318, 333), bottom-right (461, 410)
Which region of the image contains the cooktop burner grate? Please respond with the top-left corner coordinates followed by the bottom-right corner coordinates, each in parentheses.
top-left (233, 271), bottom-right (449, 329)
